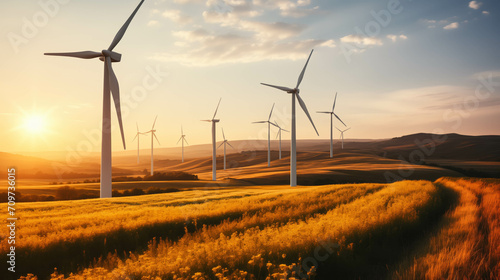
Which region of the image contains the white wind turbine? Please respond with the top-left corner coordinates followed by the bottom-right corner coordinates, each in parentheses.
top-left (202, 98), bottom-right (222, 181)
top-left (176, 126), bottom-right (189, 163)
top-left (132, 123), bottom-right (146, 164)
top-left (317, 92), bottom-right (347, 158)
top-left (252, 103), bottom-right (278, 167)
top-left (261, 49), bottom-right (319, 187)
top-left (218, 128), bottom-right (234, 170)
top-left (336, 127), bottom-right (351, 149)
top-left (274, 121), bottom-right (289, 160)
top-left (45, 0), bottom-right (146, 198)
top-left (145, 116), bottom-right (160, 176)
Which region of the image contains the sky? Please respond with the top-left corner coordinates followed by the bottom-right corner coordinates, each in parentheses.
top-left (0, 0), bottom-right (499, 153)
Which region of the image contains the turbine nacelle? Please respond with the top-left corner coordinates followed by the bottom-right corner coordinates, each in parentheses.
top-left (100, 50), bottom-right (122, 62)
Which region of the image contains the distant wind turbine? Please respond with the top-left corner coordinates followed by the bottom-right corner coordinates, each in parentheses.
top-left (218, 128), bottom-right (234, 170)
top-left (132, 123), bottom-right (146, 164)
top-left (145, 116), bottom-right (160, 175)
top-left (44, 0), bottom-right (146, 198)
top-left (274, 121), bottom-right (289, 160)
top-left (176, 126), bottom-right (189, 163)
top-left (336, 127), bottom-right (351, 149)
top-left (317, 92), bottom-right (347, 158)
top-left (202, 98), bottom-right (222, 181)
top-left (253, 103), bottom-right (278, 167)
top-left (261, 49), bottom-right (319, 187)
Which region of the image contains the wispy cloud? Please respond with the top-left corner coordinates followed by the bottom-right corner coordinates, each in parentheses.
top-left (443, 22), bottom-right (459, 30)
top-left (149, 0), bottom-right (334, 66)
top-left (469, 1), bottom-right (482, 10)
top-left (387, 34), bottom-right (408, 42)
top-left (161, 9), bottom-right (193, 24)
top-left (340, 34), bottom-right (383, 47)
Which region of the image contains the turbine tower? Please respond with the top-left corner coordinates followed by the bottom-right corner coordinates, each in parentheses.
top-left (252, 103), bottom-right (278, 167)
top-left (44, 0), bottom-right (146, 198)
top-left (261, 49), bottom-right (319, 187)
top-left (317, 92), bottom-right (347, 158)
top-left (145, 116), bottom-right (160, 176)
top-left (218, 128), bottom-right (234, 170)
top-left (176, 126), bottom-right (189, 163)
top-left (274, 121), bottom-right (289, 160)
top-left (132, 123), bottom-right (146, 163)
top-left (202, 98), bottom-right (222, 181)
top-left (336, 127), bottom-right (351, 149)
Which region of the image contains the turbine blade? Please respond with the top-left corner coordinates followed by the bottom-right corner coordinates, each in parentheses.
top-left (136, 122), bottom-right (139, 133)
top-left (296, 49), bottom-right (314, 89)
top-left (217, 142), bottom-right (224, 149)
top-left (270, 122), bottom-right (279, 128)
top-left (213, 98), bottom-right (222, 120)
top-left (132, 133), bottom-right (138, 142)
top-left (261, 83), bottom-right (294, 92)
top-left (252, 121), bottom-right (267, 124)
top-left (184, 137), bottom-right (189, 145)
top-left (44, 51), bottom-right (102, 59)
top-left (222, 128), bottom-right (226, 141)
top-left (181, 125), bottom-right (183, 135)
top-left (344, 127), bottom-right (351, 132)
top-left (153, 132), bottom-right (161, 145)
top-left (106, 58), bottom-right (126, 150)
top-left (201, 120), bottom-right (212, 122)
top-left (333, 113), bottom-right (347, 127)
top-left (227, 142), bottom-right (234, 149)
top-left (152, 115), bottom-right (158, 129)
top-left (276, 130), bottom-right (280, 139)
top-left (335, 127), bottom-right (342, 133)
top-left (332, 92), bottom-right (338, 111)
top-left (316, 111), bottom-right (332, 114)
top-left (297, 94), bottom-right (319, 136)
top-left (283, 129), bottom-right (290, 133)
top-left (108, 0), bottom-right (145, 51)
top-left (176, 136), bottom-right (183, 145)
top-left (268, 103), bottom-right (275, 121)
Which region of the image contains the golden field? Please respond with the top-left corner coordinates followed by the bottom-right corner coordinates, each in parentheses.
top-left (1, 178), bottom-right (499, 280)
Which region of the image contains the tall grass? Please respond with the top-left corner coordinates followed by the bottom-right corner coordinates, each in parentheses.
top-left (53, 181), bottom-right (442, 280)
top-left (2, 184), bottom-right (383, 279)
top-left (390, 177), bottom-right (500, 280)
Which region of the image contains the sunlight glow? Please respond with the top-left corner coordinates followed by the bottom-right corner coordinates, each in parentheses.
top-left (24, 115), bottom-right (46, 134)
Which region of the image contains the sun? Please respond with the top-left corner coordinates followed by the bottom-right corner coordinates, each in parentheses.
top-left (23, 114), bottom-right (47, 134)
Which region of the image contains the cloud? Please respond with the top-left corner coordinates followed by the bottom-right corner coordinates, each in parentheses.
top-left (149, 29), bottom-right (333, 66)
top-left (147, 20), bottom-right (160, 27)
top-left (387, 34), bottom-right (408, 42)
top-left (148, 0), bottom-right (332, 66)
top-left (443, 22), bottom-right (459, 30)
top-left (252, 0), bottom-right (319, 18)
top-left (482, 11), bottom-right (489, 15)
top-left (469, 1), bottom-right (482, 10)
top-left (340, 34), bottom-right (383, 47)
top-left (162, 9), bottom-right (193, 24)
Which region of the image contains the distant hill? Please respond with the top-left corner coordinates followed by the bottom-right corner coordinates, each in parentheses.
top-left (376, 133), bottom-right (500, 162)
top-left (5, 133), bottom-right (500, 180)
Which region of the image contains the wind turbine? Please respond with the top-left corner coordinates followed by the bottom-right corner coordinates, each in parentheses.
top-left (336, 127), bottom-right (351, 149)
top-left (218, 128), bottom-right (234, 170)
top-left (261, 49), bottom-right (319, 187)
top-left (202, 98), bottom-right (222, 181)
top-left (274, 121), bottom-right (289, 160)
top-left (317, 92), bottom-right (347, 158)
top-left (132, 123), bottom-right (146, 164)
top-left (252, 103), bottom-right (278, 167)
top-left (145, 116), bottom-right (160, 176)
top-left (44, 0), bottom-right (146, 198)
top-left (176, 126), bottom-right (189, 163)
